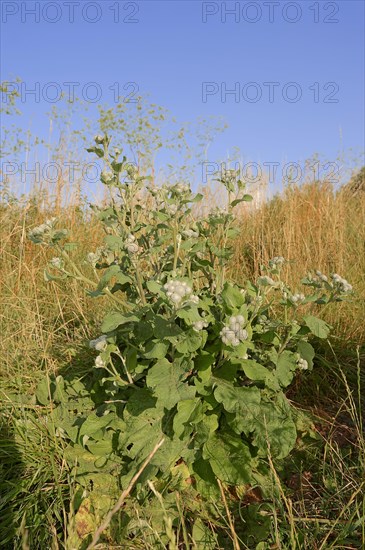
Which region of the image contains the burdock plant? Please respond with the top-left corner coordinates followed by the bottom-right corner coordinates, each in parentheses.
top-left (28, 135), bottom-right (354, 546)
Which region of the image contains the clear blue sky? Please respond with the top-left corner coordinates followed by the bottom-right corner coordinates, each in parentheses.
top-left (1, 0), bottom-right (364, 190)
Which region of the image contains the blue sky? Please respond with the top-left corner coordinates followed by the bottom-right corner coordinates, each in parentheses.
top-left (1, 0), bottom-right (364, 191)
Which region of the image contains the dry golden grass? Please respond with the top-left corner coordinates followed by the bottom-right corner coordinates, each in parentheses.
top-left (0, 201), bottom-right (105, 388)
top-left (1, 178), bottom-right (364, 392)
top-left (230, 181), bottom-right (365, 344)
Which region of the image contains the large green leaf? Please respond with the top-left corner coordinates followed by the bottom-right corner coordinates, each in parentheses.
top-left (174, 331), bottom-right (203, 354)
top-left (150, 436), bottom-right (195, 469)
top-left (203, 432), bottom-right (252, 485)
top-left (252, 393), bottom-right (297, 459)
top-left (101, 311), bottom-right (139, 332)
top-left (153, 315), bottom-right (182, 339)
top-left (146, 279), bottom-right (162, 294)
top-left (240, 360), bottom-right (271, 382)
top-left (303, 315), bottom-right (331, 339)
top-left (144, 340), bottom-right (169, 359)
top-left (79, 411), bottom-right (115, 439)
top-left (192, 458), bottom-right (220, 499)
top-left (214, 380), bottom-right (261, 435)
top-left (120, 396), bottom-right (164, 460)
top-left (104, 235), bottom-right (124, 251)
top-left (146, 359), bottom-right (196, 409)
top-left (276, 350), bottom-right (297, 387)
top-left (194, 414), bottom-right (219, 446)
top-left (221, 282), bottom-right (245, 309)
top-left (97, 265), bottom-right (121, 291)
top-left (86, 437), bottom-right (114, 457)
top-left (176, 305), bottom-right (202, 324)
top-left (297, 340), bottom-right (315, 369)
top-left (173, 398), bottom-right (204, 439)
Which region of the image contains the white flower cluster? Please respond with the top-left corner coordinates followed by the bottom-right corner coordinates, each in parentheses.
top-left (126, 163), bottom-right (137, 175)
top-left (208, 207), bottom-right (228, 222)
top-left (257, 275), bottom-right (275, 286)
top-left (125, 234), bottom-right (139, 255)
top-left (101, 169), bottom-right (115, 183)
top-left (315, 270), bottom-right (328, 283)
top-left (331, 273), bottom-right (352, 293)
top-left (221, 168), bottom-right (239, 187)
top-left (89, 335), bottom-right (108, 351)
top-left (86, 251), bottom-right (100, 268)
top-left (174, 183), bottom-right (190, 194)
top-left (193, 320), bottom-right (209, 332)
top-left (290, 293), bottom-right (305, 305)
top-left (28, 218), bottom-right (57, 242)
top-left (163, 280), bottom-right (196, 306)
top-left (220, 315), bottom-right (248, 347)
top-left (269, 256), bottom-right (285, 268)
top-left (167, 204), bottom-right (178, 215)
top-left (258, 315), bottom-right (271, 328)
top-left (222, 168), bottom-right (237, 180)
top-left (183, 229), bottom-right (199, 239)
top-left (49, 257), bottom-right (63, 269)
top-left (95, 355), bottom-right (106, 369)
top-left (297, 356), bottom-right (308, 370)
top-left (147, 185), bottom-right (160, 198)
top-left (159, 202), bottom-right (178, 215)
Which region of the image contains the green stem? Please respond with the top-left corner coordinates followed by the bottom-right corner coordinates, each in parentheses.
top-left (134, 266), bottom-right (147, 306)
top-left (115, 351), bottom-right (134, 385)
top-left (57, 247), bottom-right (131, 311)
top-left (172, 221), bottom-right (180, 273)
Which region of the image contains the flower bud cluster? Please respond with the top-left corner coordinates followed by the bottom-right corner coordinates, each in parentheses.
top-left (297, 356), bottom-right (308, 370)
top-left (94, 135), bottom-right (105, 144)
top-left (208, 207), bottom-right (229, 223)
top-left (101, 169), bottom-right (115, 184)
top-left (147, 185), bottom-right (160, 198)
top-left (183, 229), bottom-right (199, 239)
top-left (193, 320), bottom-right (209, 332)
top-left (174, 183), bottom-right (190, 195)
top-left (89, 335), bottom-right (108, 351)
top-left (167, 204), bottom-right (178, 215)
top-left (86, 250), bottom-right (101, 268)
top-left (269, 256), bottom-right (285, 268)
top-left (28, 218), bottom-right (58, 243)
top-left (257, 275), bottom-right (275, 286)
top-left (315, 270), bottom-right (328, 283)
top-left (258, 315), bottom-right (271, 328)
top-left (95, 355), bottom-right (106, 369)
top-left (248, 295), bottom-right (263, 307)
top-left (160, 202), bottom-right (178, 215)
top-left (49, 257), bottom-right (63, 269)
top-left (331, 273), bottom-right (352, 293)
top-left (220, 315), bottom-right (248, 347)
top-left (221, 168), bottom-right (238, 187)
top-left (126, 164), bottom-right (138, 179)
top-left (290, 293), bottom-right (305, 305)
top-left (125, 234), bottom-right (139, 255)
top-left (163, 280), bottom-right (193, 306)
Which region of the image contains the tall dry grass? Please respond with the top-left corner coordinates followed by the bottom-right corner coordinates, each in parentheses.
top-left (231, 180), bottom-right (365, 344)
top-left (1, 178), bottom-right (364, 392)
top-left (0, 199), bottom-right (105, 389)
